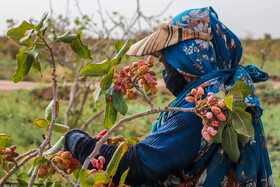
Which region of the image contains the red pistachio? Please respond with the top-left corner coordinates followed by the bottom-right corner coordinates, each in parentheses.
top-left (190, 89), bottom-right (198, 95)
top-left (217, 113), bottom-right (226, 121)
top-left (185, 96), bottom-right (195, 103)
top-left (218, 100), bottom-right (226, 108)
top-left (211, 106), bottom-right (221, 114)
top-left (128, 90), bottom-right (134, 100)
top-left (206, 112), bottom-right (213, 119)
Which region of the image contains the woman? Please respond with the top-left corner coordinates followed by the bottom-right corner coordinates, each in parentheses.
top-left (64, 7), bottom-right (274, 186)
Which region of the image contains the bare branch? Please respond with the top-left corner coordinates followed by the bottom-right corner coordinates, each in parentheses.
top-left (0, 151), bottom-right (38, 185)
top-left (15, 149), bottom-right (38, 162)
top-left (133, 82), bottom-right (154, 111)
top-left (81, 109), bottom-right (105, 131)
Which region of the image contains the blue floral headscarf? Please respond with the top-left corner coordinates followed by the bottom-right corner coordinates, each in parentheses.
top-left (152, 7), bottom-right (274, 186)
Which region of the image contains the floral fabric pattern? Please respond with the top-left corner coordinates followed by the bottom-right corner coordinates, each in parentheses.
top-left (152, 7), bottom-right (274, 187)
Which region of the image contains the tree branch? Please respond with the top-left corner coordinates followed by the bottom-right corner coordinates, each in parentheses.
top-left (81, 109), bottom-right (105, 131)
top-left (15, 149), bottom-right (38, 162)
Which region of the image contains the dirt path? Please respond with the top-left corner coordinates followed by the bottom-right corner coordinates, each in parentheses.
top-left (0, 80), bottom-right (51, 92)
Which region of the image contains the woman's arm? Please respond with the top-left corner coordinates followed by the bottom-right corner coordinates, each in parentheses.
top-left (64, 102), bottom-right (203, 185)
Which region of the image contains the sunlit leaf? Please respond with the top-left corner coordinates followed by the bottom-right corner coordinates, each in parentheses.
top-left (85, 171), bottom-right (111, 185)
top-left (80, 59), bottom-right (111, 76)
top-left (17, 172), bottom-right (27, 179)
top-left (229, 80), bottom-right (255, 97)
top-left (238, 134), bottom-right (250, 146)
top-left (0, 170), bottom-right (6, 179)
top-left (119, 167), bottom-right (130, 185)
top-left (70, 33), bottom-right (92, 60)
top-left (93, 86), bottom-right (102, 103)
top-left (42, 136), bottom-right (65, 156)
top-left (100, 66), bottom-right (114, 91)
top-left (126, 137), bottom-right (140, 146)
top-left (79, 169), bottom-right (91, 187)
top-left (40, 19), bottom-right (51, 35)
top-left (0, 134), bottom-right (12, 151)
top-left (106, 142), bottom-right (129, 177)
top-left (215, 90), bottom-right (226, 98)
top-left (17, 178), bottom-right (28, 187)
top-left (34, 119), bottom-right (49, 128)
top-left (112, 90), bottom-right (128, 115)
top-left (73, 164), bottom-right (82, 182)
top-left (115, 40), bottom-right (123, 53)
top-left (231, 107), bottom-right (254, 137)
top-left (224, 95), bottom-right (233, 111)
top-left (33, 156), bottom-right (46, 167)
top-left (48, 31), bottom-right (58, 42)
top-left (19, 31), bottom-right (32, 44)
top-left (53, 123), bottom-right (70, 133)
top-left (12, 52), bottom-right (33, 83)
top-left (112, 40), bottom-right (131, 65)
top-left (45, 100), bottom-right (59, 122)
top-left (222, 126), bottom-right (240, 163)
top-left (232, 101), bottom-right (248, 110)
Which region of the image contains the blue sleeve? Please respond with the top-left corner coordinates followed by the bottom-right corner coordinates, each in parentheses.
top-left (136, 101), bottom-right (203, 181)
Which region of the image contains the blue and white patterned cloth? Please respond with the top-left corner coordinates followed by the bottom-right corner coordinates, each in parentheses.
top-left (150, 6), bottom-right (274, 186)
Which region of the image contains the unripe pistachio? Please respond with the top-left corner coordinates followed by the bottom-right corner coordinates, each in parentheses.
top-left (217, 113), bottom-right (227, 121)
top-left (10, 152), bottom-right (19, 157)
top-left (185, 96), bottom-right (195, 103)
top-left (132, 62), bottom-right (139, 68)
top-left (4, 155), bottom-right (13, 162)
top-left (128, 90), bottom-right (134, 100)
top-left (203, 132), bottom-right (211, 142)
top-left (218, 100), bottom-right (226, 108)
top-left (61, 151), bottom-right (72, 159)
top-left (124, 66), bottom-right (130, 73)
top-left (114, 85), bottom-right (121, 92)
top-left (207, 127), bottom-right (217, 136)
top-left (98, 156), bottom-right (106, 165)
top-left (144, 84), bottom-right (150, 92)
top-left (197, 87), bottom-right (205, 95)
top-left (207, 92), bottom-right (214, 97)
top-left (206, 112), bottom-right (213, 119)
top-left (211, 120), bottom-right (221, 127)
top-left (89, 169), bottom-right (97, 175)
top-left (147, 56), bottom-right (154, 65)
top-left (138, 60), bottom-right (146, 66)
top-left (67, 168), bottom-right (73, 174)
top-left (9, 145), bottom-right (16, 152)
top-left (208, 95), bottom-right (215, 104)
top-left (190, 89), bottom-right (198, 95)
top-left (150, 86), bottom-right (157, 95)
top-left (38, 167), bottom-right (48, 178)
top-left (5, 148), bottom-right (12, 154)
top-left (211, 106), bottom-right (221, 114)
top-left (121, 85), bottom-right (127, 95)
top-left (54, 156), bottom-right (63, 163)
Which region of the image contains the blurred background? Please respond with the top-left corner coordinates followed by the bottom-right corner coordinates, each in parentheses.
top-left (0, 0), bottom-right (279, 185)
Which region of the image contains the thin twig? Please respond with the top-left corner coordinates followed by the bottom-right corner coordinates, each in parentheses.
top-left (16, 149), bottom-right (38, 162)
top-left (81, 109), bottom-right (105, 131)
top-left (47, 160), bottom-right (76, 186)
top-left (0, 151), bottom-right (38, 186)
top-left (29, 34), bottom-right (58, 187)
top-left (132, 81), bottom-right (154, 111)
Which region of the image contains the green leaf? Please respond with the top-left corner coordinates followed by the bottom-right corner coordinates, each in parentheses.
top-left (113, 40), bottom-right (131, 59)
top-left (238, 134), bottom-right (250, 146)
top-left (85, 171), bottom-right (111, 185)
top-left (231, 107), bottom-right (254, 137)
top-left (112, 40), bottom-right (131, 65)
top-left (7, 21), bottom-right (34, 41)
top-left (33, 156), bottom-right (46, 167)
top-left (52, 182), bottom-right (62, 187)
top-left (93, 86), bottom-right (102, 103)
top-left (57, 31), bottom-right (77, 43)
top-left (17, 172), bottom-right (27, 179)
top-left (222, 126), bottom-right (240, 163)
top-left (104, 95), bottom-right (118, 130)
top-left (53, 123), bottom-right (70, 133)
top-left (45, 100), bottom-right (59, 122)
top-left (115, 40), bottom-right (123, 53)
top-left (19, 31), bottom-right (32, 44)
top-left (39, 19), bottom-right (51, 35)
top-left (73, 164), bottom-right (82, 182)
top-left (35, 12), bottom-right (48, 30)
top-left (119, 168), bottom-right (130, 185)
top-left (126, 137), bottom-right (140, 146)
top-left (215, 90), bottom-right (226, 98)
top-left (43, 136), bottom-right (65, 156)
top-left (224, 95), bottom-right (233, 111)
top-left (232, 101), bottom-right (248, 110)
top-left (212, 122), bottom-right (226, 144)
top-left (0, 170), bottom-right (6, 179)
top-left (70, 33), bottom-right (92, 60)
top-left (79, 169), bottom-right (91, 187)
top-left (34, 119), bottom-right (49, 128)
top-left (106, 142), bottom-right (129, 177)
top-left (228, 92), bottom-right (243, 101)
top-left (0, 134), bottom-right (12, 151)
top-left (100, 66), bottom-right (114, 91)
top-left (111, 90), bottom-right (128, 115)
top-left (80, 59), bottom-right (111, 76)
top-left (48, 31), bottom-right (58, 42)
top-left (31, 59), bottom-right (41, 75)
top-left (17, 178), bottom-right (28, 187)
top-left (12, 52), bottom-right (33, 83)
top-left (229, 80), bottom-right (255, 97)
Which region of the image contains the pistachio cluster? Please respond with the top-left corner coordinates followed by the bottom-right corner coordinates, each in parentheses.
top-left (38, 151), bottom-right (80, 178)
top-left (89, 156), bottom-right (106, 173)
top-left (1, 145), bottom-right (18, 162)
top-left (113, 56), bottom-right (158, 100)
top-left (185, 87), bottom-right (227, 142)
